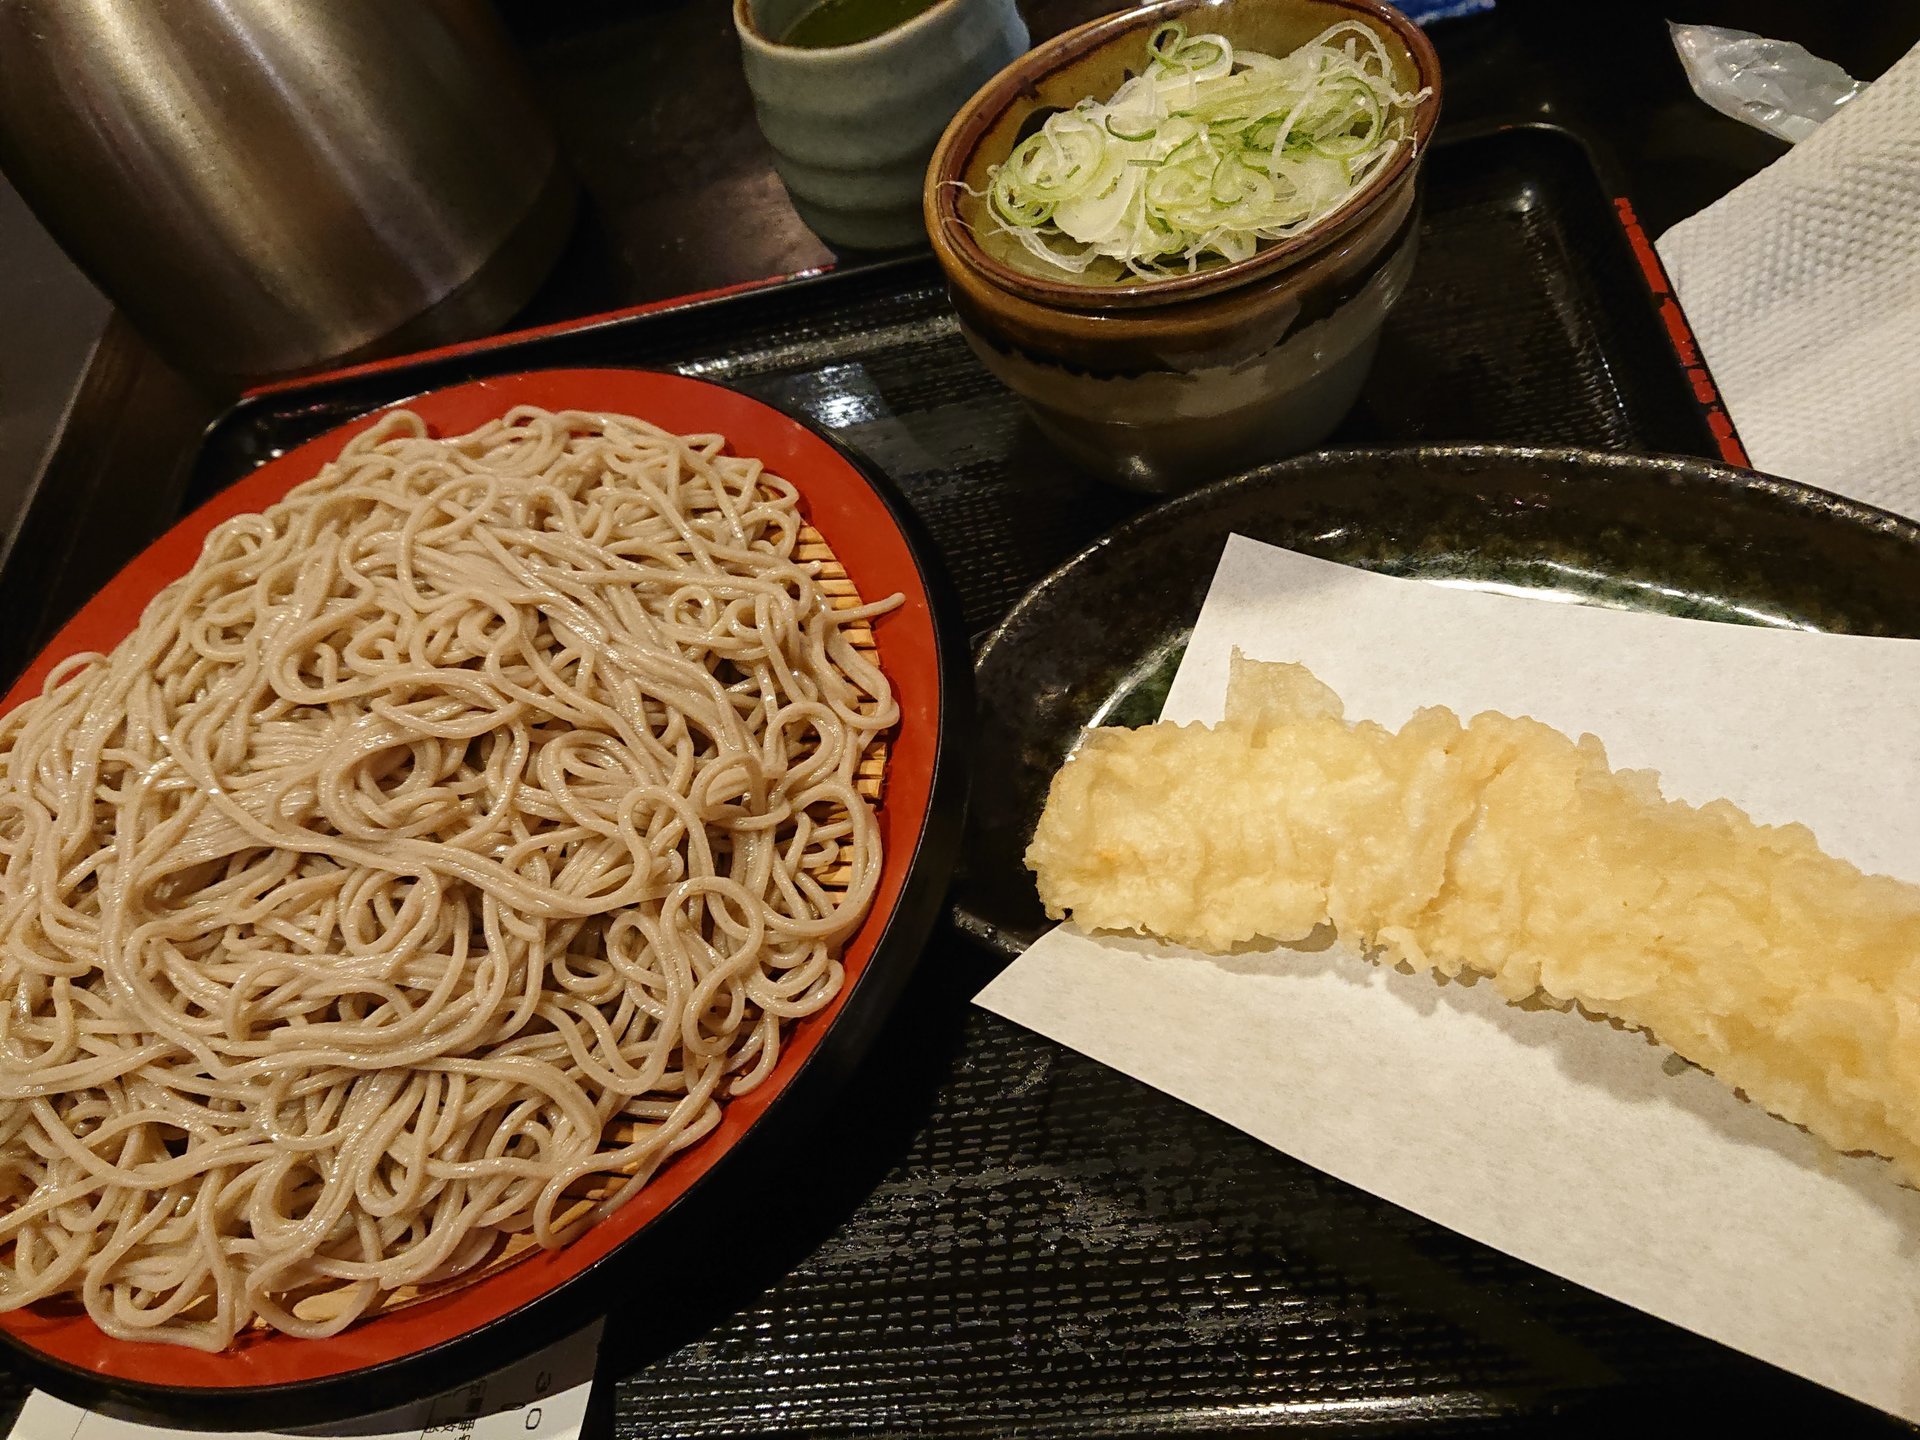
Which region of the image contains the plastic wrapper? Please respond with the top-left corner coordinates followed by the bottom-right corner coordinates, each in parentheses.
top-left (1670, 22), bottom-right (1866, 143)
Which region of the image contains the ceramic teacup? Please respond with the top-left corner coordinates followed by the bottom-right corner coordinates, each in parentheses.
top-left (735, 0), bottom-right (1028, 252)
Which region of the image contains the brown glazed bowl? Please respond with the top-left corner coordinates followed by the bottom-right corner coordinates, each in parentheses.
top-left (924, 0), bottom-right (1441, 493)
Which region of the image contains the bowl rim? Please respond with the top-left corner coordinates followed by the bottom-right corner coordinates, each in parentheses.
top-left (0, 367), bottom-right (972, 1429)
top-left (925, 0), bottom-right (1443, 311)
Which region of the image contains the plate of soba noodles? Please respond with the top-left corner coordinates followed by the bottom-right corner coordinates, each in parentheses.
top-left (0, 368), bottom-right (968, 1424)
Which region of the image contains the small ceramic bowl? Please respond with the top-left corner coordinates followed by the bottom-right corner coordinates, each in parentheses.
top-left (925, 0), bottom-right (1441, 492)
top-left (735, 0), bottom-right (1030, 252)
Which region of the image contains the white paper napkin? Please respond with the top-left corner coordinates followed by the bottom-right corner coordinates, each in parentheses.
top-left (1657, 41), bottom-right (1920, 517)
top-left (977, 536), bottom-right (1920, 1424)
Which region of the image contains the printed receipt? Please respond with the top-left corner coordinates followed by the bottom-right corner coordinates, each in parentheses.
top-left (6, 1320), bottom-right (602, 1440)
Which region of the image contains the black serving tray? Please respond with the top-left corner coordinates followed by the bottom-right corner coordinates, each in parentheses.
top-left (179, 124), bottom-right (1724, 638)
top-left (0, 123), bottom-right (1722, 683)
top-left (7, 122), bottom-right (1868, 1437)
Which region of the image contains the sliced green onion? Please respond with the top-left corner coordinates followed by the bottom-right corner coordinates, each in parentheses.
top-left (1146, 21), bottom-right (1186, 62)
top-left (1172, 37), bottom-right (1228, 72)
top-left (977, 21), bottom-right (1427, 280)
top-left (1103, 114), bottom-right (1159, 143)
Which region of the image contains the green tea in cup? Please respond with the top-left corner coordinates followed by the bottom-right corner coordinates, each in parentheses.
top-left (781, 0), bottom-right (940, 48)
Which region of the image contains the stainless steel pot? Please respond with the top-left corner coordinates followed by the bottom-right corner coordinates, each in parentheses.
top-left (0, 0), bottom-right (574, 379)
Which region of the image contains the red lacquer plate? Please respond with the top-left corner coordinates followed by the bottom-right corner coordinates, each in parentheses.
top-left (0, 369), bottom-right (970, 1428)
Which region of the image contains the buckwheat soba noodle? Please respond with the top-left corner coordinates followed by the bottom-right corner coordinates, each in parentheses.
top-left (0, 406), bottom-right (900, 1350)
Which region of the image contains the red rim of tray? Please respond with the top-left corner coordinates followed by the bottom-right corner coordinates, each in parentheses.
top-left (0, 368), bottom-right (946, 1390)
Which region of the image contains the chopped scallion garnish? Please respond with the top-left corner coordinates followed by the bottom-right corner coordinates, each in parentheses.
top-left (976, 21), bottom-right (1427, 280)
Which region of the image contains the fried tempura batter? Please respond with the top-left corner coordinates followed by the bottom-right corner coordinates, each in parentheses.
top-left (1027, 655), bottom-right (1920, 1181)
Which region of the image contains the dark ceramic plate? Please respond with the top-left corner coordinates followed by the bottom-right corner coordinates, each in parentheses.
top-left (953, 445), bottom-right (1920, 958)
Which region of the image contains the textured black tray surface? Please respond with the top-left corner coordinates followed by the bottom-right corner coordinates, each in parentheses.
top-left (9, 125), bottom-right (1857, 1435)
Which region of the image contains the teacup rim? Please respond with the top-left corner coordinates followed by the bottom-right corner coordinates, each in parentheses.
top-left (733, 0), bottom-right (968, 57)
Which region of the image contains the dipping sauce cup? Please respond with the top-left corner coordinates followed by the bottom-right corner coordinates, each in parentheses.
top-left (925, 0), bottom-right (1441, 492)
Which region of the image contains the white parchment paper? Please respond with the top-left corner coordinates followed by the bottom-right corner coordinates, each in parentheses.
top-left (976, 535), bottom-right (1920, 1422)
